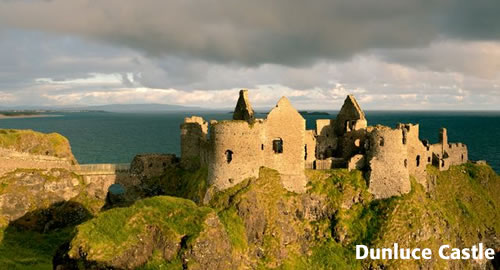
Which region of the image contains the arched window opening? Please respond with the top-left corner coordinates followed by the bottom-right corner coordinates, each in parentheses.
top-left (461, 154), bottom-right (464, 161)
top-left (416, 155), bottom-right (421, 167)
top-left (304, 145), bottom-right (308, 160)
top-left (441, 160), bottom-right (445, 167)
top-left (273, 138), bottom-right (283, 154)
top-left (379, 137), bottom-right (385, 146)
top-left (428, 157), bottom-right (431, 163)
top-left (225, 150), bottom-right (233, 164)
top-left (354, 139), bottom-right (360, 147)
top-left (404, 159), bottom-right (408, 168)
top-left (261, 144), bottom-right (264, 151)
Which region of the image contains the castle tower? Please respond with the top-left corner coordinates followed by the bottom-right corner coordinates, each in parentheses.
top-left (233, 89), bottom-right (255, 123)
top-left (365, 126), bottom-right (411, 199)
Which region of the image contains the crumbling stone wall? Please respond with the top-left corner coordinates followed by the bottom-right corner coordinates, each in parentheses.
top-left (315, 119), bottom-right (336, 159)
top-left (429, 128), bottom-right (468, 171)
top-left (333, 95), bottom-right (366, 136)
top-left (180, 116), bottom-right (209, 170)
top-left (232, 89), bottom-right (255, 123)
top-left (207, 97), bottom-right (307, 193)
top-left (304, 130), bottom-right (316, 165)
top-left (130, 153), bottom-right (179, 179)
top-left (397, 123), bottom-right (429, 187)
top-left (365, 126), bottom-right (411, 199)
top-left (183, 92), bottom-right (469, 199)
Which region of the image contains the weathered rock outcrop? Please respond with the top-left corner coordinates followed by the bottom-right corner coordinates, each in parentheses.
top-left (0, 169), bottom-right (102, 224)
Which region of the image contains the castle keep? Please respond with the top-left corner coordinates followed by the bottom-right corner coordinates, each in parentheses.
top-left (181, 90), bottom-right (468, 198)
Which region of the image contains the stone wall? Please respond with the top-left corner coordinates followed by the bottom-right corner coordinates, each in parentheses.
top-left (130, 153), bottom-right (179, 179)
top-left (397, 123), bottom-right (429, 187)
top-left (180, 116), bottom-right (209, 170)
top-left (206, 96), bottom-right (307, 193)
top-left (315, 119), bottom-right (336, 159)
top-left (430, 128), bottom-right (468, 171)
top-left (208, 120), bottom-right (265, 190)
top-left (365, 126), bottom-right (411, 199)
top-left (304, 130), bottom-right (316, 164)
top-left (264, 97), bottom-right (307, 192)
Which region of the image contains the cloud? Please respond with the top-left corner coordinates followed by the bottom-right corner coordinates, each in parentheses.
top-left (1, 0), bottom-right (499, 66)
top-left (0, 1), bottom-right (499, 110)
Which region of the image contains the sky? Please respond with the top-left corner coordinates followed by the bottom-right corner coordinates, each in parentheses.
top-left (0, 0), bottom-right (499, 110)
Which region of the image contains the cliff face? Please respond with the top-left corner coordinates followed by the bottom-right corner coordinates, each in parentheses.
top-left (53, 164), bottom-right (499, 269)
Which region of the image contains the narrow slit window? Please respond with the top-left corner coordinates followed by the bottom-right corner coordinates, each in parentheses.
top-left (225, 150), bottom-right (233, 163)
top-left (416, 155), bottom-right (420, 167)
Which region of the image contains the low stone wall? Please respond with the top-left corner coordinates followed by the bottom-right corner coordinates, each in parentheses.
top-left (73, 163), bottom-right (130, 175)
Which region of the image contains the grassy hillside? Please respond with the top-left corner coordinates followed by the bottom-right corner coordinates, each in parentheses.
top-left (0, 129), bottom-right (76, 162)
top-left (60, 163), bottom-right (499, 269)
top-left (1, 163), bottom-right (498, 269)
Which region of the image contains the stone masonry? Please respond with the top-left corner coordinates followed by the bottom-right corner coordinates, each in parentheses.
top-left (181, 90), bottom-right (468, 198)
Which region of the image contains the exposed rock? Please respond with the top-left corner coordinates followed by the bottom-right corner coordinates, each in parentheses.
top-left (182, 212), bottom-right (237, 270)
top-left (236, 190), bottom-right (267, 245)
top-left (0, 169), bottom-right (95, 222)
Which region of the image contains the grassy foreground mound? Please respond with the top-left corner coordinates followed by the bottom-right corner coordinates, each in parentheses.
top-left (61, 196), bottom-right (237, 269)
top-left (9, 163), bottom-right (498, 269)
top-left (0, 129), bottom-right (76, 162)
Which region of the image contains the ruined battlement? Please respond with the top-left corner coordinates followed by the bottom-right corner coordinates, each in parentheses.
top-left (181, 91), bottom-right (469, 199)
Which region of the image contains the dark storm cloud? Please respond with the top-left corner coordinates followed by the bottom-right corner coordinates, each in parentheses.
top-left (2, 0), bottom-right (494, 66)
top-left (0, 0), bottom-right (499, 109)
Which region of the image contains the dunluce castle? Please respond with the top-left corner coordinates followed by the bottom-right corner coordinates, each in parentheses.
top-left (181, 90), bottom-right (468, 198)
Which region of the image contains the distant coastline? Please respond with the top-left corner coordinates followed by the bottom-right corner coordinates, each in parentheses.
top-left (0, 113), bottom-right (61, 119)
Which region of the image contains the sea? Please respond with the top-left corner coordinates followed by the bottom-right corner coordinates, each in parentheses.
top-left (0, 111), bottom-right (498, 173)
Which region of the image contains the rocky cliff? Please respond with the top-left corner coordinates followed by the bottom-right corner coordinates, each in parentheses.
top-left (53, 164), bottom-right (499, 269)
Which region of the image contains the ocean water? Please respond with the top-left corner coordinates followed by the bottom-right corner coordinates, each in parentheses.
top-left (0, 111), bottom-right (498, 173)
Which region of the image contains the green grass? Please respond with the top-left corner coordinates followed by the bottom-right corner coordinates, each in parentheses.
top-left (144, 166), bottom-right (208, 204)
top-left (0, 226), bottom-right (73, 270)
top-left (217, 208), bottom-right (248, 252)
top-left (69, 196), bottom-right (213, 262)
top-left (0, 129), bottom-right (75, 161)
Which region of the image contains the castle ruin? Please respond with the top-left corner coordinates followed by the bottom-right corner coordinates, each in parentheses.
top-left (181, 90), bottom-right (468, 198)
